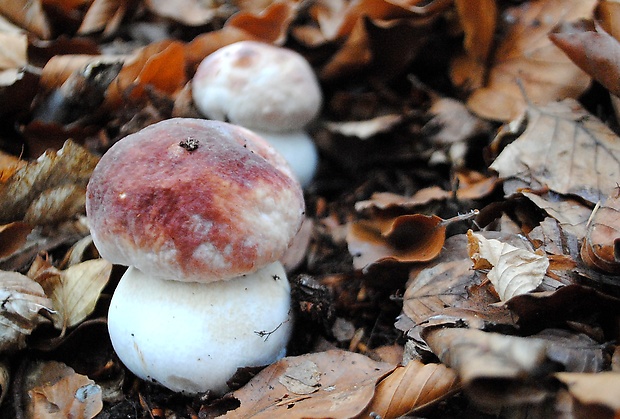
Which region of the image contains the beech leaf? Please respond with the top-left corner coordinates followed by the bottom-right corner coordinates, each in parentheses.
top-left (581, 192), bottom-right (620, 273)
top-left (0, 271), bottom-right (52, 352)
top-left (467, 230), bottom-right (548, 301)
top-left (491, 99), bottom-right (620, 204)
top-left (555, 372), bottom-right (620, 415)
top-left (361, 360), bottom-right (461, 418)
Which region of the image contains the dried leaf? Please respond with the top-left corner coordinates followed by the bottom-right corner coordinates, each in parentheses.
top-left (0, 359), bottom-right (8, 405)
top-left (0, 0), bottom-right (51, 39)
top-left (146, 0), bottom-right (234, 26)
top-left (454, 0), bottom-right (497, 64)
top-left (360, 360), bottom-right (461, 417)
top-left (227, 2), bottom-right (297, 45)
top-left (0, 140), bottom-right (99, 225)
top-left (32, 259), bottom-right (112, 331)
top-left (581, 193), bottom-right (620, 273)
top-left (221, 349), bottom-right (395, 418)
top-left (347, 214), bottom-right (446, 270)
top-left (550, 20), bottom-right (620, 98)
top-left (425, 327), bottom-right (553, 409)
top-left (555, 372), bottom-right (620, 415)
top-left (0, 222), bottom-right (32, 259)
top-left (106, 40), bottom-right (187, 107)
top-left (491, 99), bottom-right (620, 204)
top-left (25, 361), bottom-right (103, 419)
top-left (467, 230), bottom-right (548, 301)
top-left (0, 271), bottom-right (52, 352)
top-left (354, 187), bottom-right (451, 213)
top-left (453, 0), bottom-right (595, 121)
top-left (0, 31), bottom-right (27, 86)
top-left (326, 114), bottom-right (402, 140)
top-left (77, 0), bottom-right (126, 36)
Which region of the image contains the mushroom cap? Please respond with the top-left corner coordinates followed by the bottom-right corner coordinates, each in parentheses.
top-left (107, 262), bottom-right (292, 395)
top-left (192, 41), bottom-right (322, 132)
top-left (86, 118), bottom-right (305, 283)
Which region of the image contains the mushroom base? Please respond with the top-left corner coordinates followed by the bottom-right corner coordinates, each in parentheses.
top-left (107, 262), bottom-right (292, 395)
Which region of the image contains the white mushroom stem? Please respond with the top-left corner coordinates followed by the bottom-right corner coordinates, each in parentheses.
top-left (107, 261), bottom-right (292, 395)
top-left (250, 129), bottom-right (319, 188)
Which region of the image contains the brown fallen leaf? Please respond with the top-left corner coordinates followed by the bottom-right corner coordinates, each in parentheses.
top-left (452, 0), bottom-right (595, 121)
top-left (29, 258), bottom-right (112, 333)
top-left (581, 192), bottom-right (620, 273)
top-left (0, 271), bottom-right (52, 352)
top-left (0, 140), bottom-right (99, 225)
top-left (424, 327), bottom-right (553, 409)
top-left (359, 360), bottom-right (461, 418)
top-left (25, 360), bottom-right (103, 419)
top-left (77, 0), bottom-right (127, 36)
top-left (550, 20), bottom-right (620, 98)
top-left (221, 349), bottom-right (395, 419)
top-left (454, 0), bottom-right (496, 65)
top-left (0, 222), bottom-right (32, 259)
top-left (491, 99), bottom-right (620, 204)
top-left (227, 1), bottom-right (298, 45)
top-left (347, 214), bottom-right (447, 270)
top-left (555, 371), bottom-right (620, 416)
top-left (0, 0), bottom-right (51, 39)
top-left (354, 187), bottom-right (451, 213)
top-left (467, 230), bottom-right (548, 301)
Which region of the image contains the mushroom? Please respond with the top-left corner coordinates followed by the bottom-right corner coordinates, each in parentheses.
top-left (192, 40), bottom-right (322, 187)
top-left (86, 118), bottom-right (305, 395)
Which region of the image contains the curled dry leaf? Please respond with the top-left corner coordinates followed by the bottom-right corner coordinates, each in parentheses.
top-left (222, 349), bottom-right (395, 419)
top-left (354, 187), bottom-right (451, 213)
top-left (25, 360), bottom-right (103, 419)
top-left (0, 140), bottom-right (99, 225)
top-left (550, 20), bottom-right (620, 98)
top-left (424, 327), bottom-right (552, 409)
top-left (452, 0), bottom-right (595, 121)
top-left (555, 372), bottom-right (620, 415)
top-left (77, 0), bottom-right (127, 36)
top-left (454, 0), bottom-right (496, 65)
top-left (581, 193), bottom-right (620, 273)
top-left (0, 222), bottom-right (32, 259)
top-left (31, 259), bottom-right (112, 332)
top-left (467, 230), bottom-right (548, 301)
top-left (360, 360), bottom-right (461, 418)
top-left (227, 1), bottom-right (298, 45)
top-left (0, 271), bottom-right (52, 352)
top-left (347, 214), bottom-right (446, 270)
top-left (491, 99), bottom-right (620, 204)
top-left (0, 30), bottom-right (27, 87)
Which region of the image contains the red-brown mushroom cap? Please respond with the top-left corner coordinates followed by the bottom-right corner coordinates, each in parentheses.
top-left (86, 118), bottom-right (305, 283)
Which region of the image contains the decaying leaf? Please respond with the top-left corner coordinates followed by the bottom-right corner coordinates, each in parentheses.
top-left (550, 20), bottom-right (620, 98)
top-left (25, 360), bottom-right (103, 419)
top-left (0, 359), bottom-right (8, 405)
top-left (0, 140), bottom-right (99, 225)
top-left (452, 0), bottom-right (595, 121)
top-left (0, 222), bottom-right (32, 259)
top-left (581, 192), bottom-right (620, 273)
top-left (347, 214), bottom-right (447, 270)
top-left (555, 372), bottom-right (620, 416)
top-left (360, 360), bottom-right (461, 418)
top-left (0, 271), bottom-right (52, 352)
top-left (424, 327), bottom-right (553, 409)
top-left (491, 99), bottom-right (620, 204)
top-left (30, 258), bottom-right (112, 332)
top-left (467, 230), bottom-right (548, 301)
top-left (354, 187), bottom-right (451, 213)
top-left (221, 349), bottom-right (395, 418)
top-left (227, 2), bottom-right (298, 45)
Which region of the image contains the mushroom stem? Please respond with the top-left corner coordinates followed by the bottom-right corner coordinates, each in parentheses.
top-left (107, 261), bottom-right (292, 395)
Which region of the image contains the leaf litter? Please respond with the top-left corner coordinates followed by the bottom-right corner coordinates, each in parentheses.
top-left (2, 0), bottom-right (620, 418)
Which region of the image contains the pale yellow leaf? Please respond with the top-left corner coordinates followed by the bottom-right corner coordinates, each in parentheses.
top-left (467, 230), bottom-right (548, 301)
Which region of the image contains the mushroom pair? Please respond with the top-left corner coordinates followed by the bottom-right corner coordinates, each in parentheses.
top-left (86, 118), bottom-right (305, 395)
top-left (192, 41), bottom-right (322, 187)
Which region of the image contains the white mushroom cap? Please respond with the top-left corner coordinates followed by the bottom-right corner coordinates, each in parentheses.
top-left (86, 118), bottom-right (305, 283)
top-left (107, 262), bottom-right (292, 395)
top-left (250, 129), bottom-right (319, 188)
top-left (192, 41), bottom-right (322, 132)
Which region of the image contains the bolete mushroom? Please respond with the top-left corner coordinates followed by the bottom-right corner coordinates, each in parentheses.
top-left (192, 40), bottom-right (322, 187)
top-left (86, 118), bottom-right (305, 395)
